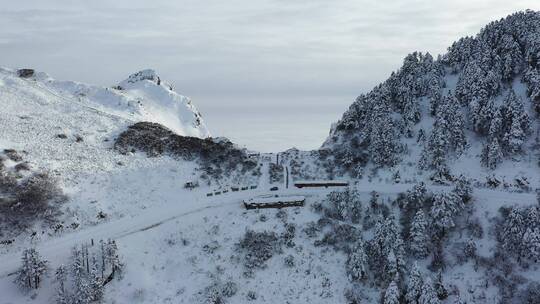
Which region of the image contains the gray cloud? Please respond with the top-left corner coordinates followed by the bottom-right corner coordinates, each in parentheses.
top-left (1, 0), bottom-right (539, 151)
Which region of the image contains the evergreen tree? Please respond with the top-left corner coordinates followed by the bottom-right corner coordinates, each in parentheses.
top-left (370, 114), bottom-right (401, 167)
top-left (504, 118), bottom-right (526, 154)
top-left (441, 95), bottom-right (467, 154)
top-left (435, 271), bottom-right (448, 300)
top-left (368, 216), bottom-right (406, 285)
top-left (430, 192), bottom-right (463, 236)
top-left (55, 264), bottom-right (70, 304)
top-left (15, 248), bottom-right (48, 290)
top-left (418, 278), bottom-right (441, 304)
top-left (384, 249), bottom-right (398, 282)
top-left (501, 89), bottom-right (531, 155)
top-left (482, 137), bottom-right (504, 169)
top-left (403, 95), bottom-right (421, 137)
top-left (346, 240), bottom-right (368, 281)
top-left (409, 210), bottom-right (430, 258)
top-left (524, 67), bottom-right (540, 114)
top-left (488, 109), bottom-right (503, 140)
top-left (420, 125), bottom-right (449, 179)
top-left (384, 278), bottom-right (400, 304)
top-left (72, 246), bottom-right (91, 304)
top-left (55, 264), bottom-right (67, 293)
top-left (406, 262), bottom-right (423, 304)
top-left (500, 207), bottom-right (526, 256)
top-left (89, 257), bottom-right (104, 303)
top-left (452, 176), bottom-right (473, 203)
top-left (105, 239), bottom-right (123, 279)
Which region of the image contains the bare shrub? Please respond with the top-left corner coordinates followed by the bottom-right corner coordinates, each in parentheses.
top-left (202, 280), bottom-right (238, 304)
top-left (4, 149), bottom-right (23, 162)
top-left (1, 172), bottom-right (65, 230)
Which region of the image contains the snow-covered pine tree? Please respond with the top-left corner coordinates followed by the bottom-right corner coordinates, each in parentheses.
top-left (503, 90), bottom-right (531, 134)
top-left (15, 248), bottom-right (48, 290)
top-left (522, 226), bottom-right (540, 262)
top-left (54, 265), bottom-right (71, 304)
top-left (384, 249), bottom-right (398, 283)
top-left (15, 249), bottom-right (33, 290)
top-left (524, 66), bottom-right (540, 114)
top-left (417, 129), bottom-right (426, 143)
top-left (409, 210), bottom-right (429, 258)
top-left (430, 192), bottom-right (463, 236)
top-left (476, 97), bottom-right (497, 136)
top-left (369, 113), bottom-right (401, 167)
top-left (383, 277), bottom-right (400, 304)
top-left (99, 239), bottom-right (106, 279)
top-left (55, 264), bottom-right (70, 304)
top-left (440, 94), bottom-right (467, 154)
top-left (55, 264), bottom-right (67, 293)
top-left (405, 182), bottom-right (427, 210)
top-left (346, 240), bottom-right (368, 281)
top-left (368, 216), bottom-right (406, 285)
top-left (501, 89), bottom-right (531, 155)
top-left (435, 271), bottom-right (448, 300)
top-left (452, 176), bottom-right (473, 204)
top-left (482, 137), bottom-right (504, 169)
top-left (500, 207), bottom-right (526, 257)
top-left (418, 278), bottom-right (441, 304)
top-left (403, 94), bottom-right (421, 137)
top-left (71, 245), bottom-right (92, 304)
top-left (406, 262), bottom-right (423, 304)
top-left (89, 257), bottom-right (104, 302)
top-left (504, 118), bottom-right (526, 155)
top-left (419, 125), bottom-right (449, 179)
top-left (105, 239), bottom-right (123, 280)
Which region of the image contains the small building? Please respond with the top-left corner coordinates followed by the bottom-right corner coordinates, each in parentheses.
top-left (244, 195), bottom-right (305, 210)
top-left (248, 152), bottom-right (260, 159)
top-left (294, 180), bottom-right (349, 189)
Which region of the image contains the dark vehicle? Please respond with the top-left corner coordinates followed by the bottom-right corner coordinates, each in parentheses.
top-left (270, 186), bottom-right (279, 191)
top-left (184, 181), bottom-right (198, 190)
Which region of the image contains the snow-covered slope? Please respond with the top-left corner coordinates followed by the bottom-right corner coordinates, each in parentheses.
top-left (323, 11), bottom-right (540, 185)
top-left (2, 67), bottom-right (210, 138)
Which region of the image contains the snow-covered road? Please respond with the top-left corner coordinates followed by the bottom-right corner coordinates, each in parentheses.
top-left (0, 194), bottom-right (240, 278)
top-left (1, 182), bottom-right (536, 280)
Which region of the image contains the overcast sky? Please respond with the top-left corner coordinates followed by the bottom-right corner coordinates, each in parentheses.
top-left (1, 1), bottom-right (539, 152)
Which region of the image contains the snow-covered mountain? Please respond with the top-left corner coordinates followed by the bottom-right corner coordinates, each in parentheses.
top-left (2, 10), bottom-right (540, 304)
top-left (323, 10), bottom-right (540, 184)
top-left (1, 67), bottom-right (210, 138)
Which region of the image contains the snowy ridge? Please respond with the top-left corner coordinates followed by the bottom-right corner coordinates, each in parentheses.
top-left (1, 67), bottom-right (210, 138)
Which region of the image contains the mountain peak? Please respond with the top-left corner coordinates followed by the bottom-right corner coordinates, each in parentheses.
top-left (119, 69), bottom-right (163, 88)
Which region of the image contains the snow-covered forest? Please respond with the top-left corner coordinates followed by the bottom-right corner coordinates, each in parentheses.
top-left (1, 9), bottom-right (540, 304)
